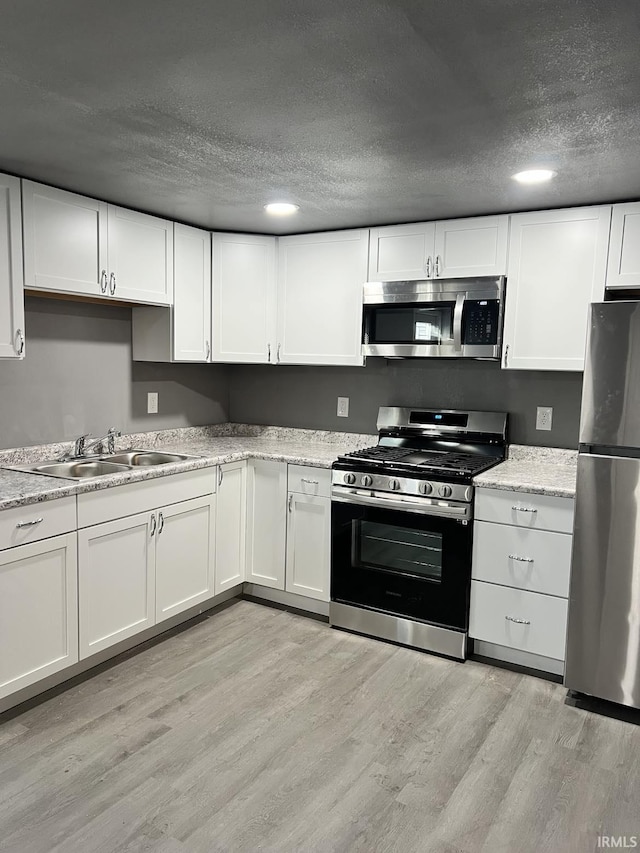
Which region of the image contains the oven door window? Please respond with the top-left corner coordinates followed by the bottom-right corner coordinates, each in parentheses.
top-left (355, 520), bottom-right (443, 582)
top-left (366, 304), bottom-right (455, 344)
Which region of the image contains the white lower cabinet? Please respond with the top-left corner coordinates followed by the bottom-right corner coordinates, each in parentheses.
top-left (246, 459), bottom-right (287, 589)
top-left (215, 461), bottom-right (247, 594)
top-left (155, 496), bottom-right (215, 622)
top-left (0, 533), bottom-right (78, 700)
top-left (285, 491), bottom-right (331, 602)
top-left (79, 512), bottom-right (156, 659)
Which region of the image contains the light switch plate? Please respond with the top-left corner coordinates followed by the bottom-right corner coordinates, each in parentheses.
top-left (536, 406), bottom-right (553, 431)
top-left (337, 397), bottom-right (349, 418)
top-left (147, 392), bottom-right (158, 414)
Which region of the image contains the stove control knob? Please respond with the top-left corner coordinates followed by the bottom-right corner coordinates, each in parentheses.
top-left (344, 473), bottom-right (356, 485)
top-left (419, 482), bottom-right (433, 495)
top-left (389, 478), bottom-right (401, 491)
top-left (361, 475), bottom-right (373, 487)
top-left (438, 484), bottom-right (453, 498)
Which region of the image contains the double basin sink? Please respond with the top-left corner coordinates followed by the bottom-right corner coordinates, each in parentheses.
top-left (18, 450), bottom-right (193, 480)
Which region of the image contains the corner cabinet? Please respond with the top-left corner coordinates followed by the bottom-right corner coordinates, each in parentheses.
top-left (212, 232), bottom-right (277, 364)
top-left (0, 173), bottom-right (25, 359)
top-left (22, 181), bottom-right (173, 306)
top-left (502, 206), bottom-right (612, 371)
top-left (277, 230), bottom-right (369, 366)
top-left (607, 202), bottom-right (640, 289)
top-left (214, 461), bottom-right (247, 594)
top-left (246, 459), bottom-right (287, 589)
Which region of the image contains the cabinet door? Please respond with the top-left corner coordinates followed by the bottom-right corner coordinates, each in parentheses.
top-left (212, 233), bottom-right (277, 363)
top-left (214, 461), bottom-right (247, 593)
top-left (22, 180), bottom-right (108, 297)
top-left (0, 533), bottom-right (78, 700)
top-left (368, 222), bottom-right (435, 281)
top-left (156, 496), bottom-right (215, 622)
top-left (502, 206), bottom-right (611, 371)
top-left (78, 512), bottom-right (156, 659)
top-left (434, 215), bottom-right (509, 278)
top-left (246, 459), bottom-right (287, 589)
top-left (277, 229), bottom-right (368, 366)
top-left (173, 224), bottom-right (211, 360)
top-left (0, 174), bottom-right (25, 359)
top-left (107, 206), bottom-right (173, 305)
top-left (285, 492), bottom-right (330, 601)
top-left (607, 203), bottom-right (640, 288)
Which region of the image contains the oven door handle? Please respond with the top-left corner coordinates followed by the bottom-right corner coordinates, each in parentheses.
top-left (332, 490), bottom-right (470, 520)
top-left (453, 293), bottom-right (465, 352)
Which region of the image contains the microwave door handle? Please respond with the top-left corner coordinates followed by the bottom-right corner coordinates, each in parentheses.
top-left (453, 293), bottom-right (465, 352)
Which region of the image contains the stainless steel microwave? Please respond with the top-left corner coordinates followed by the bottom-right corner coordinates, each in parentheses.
top-left (362, 276), bottom-right (505, 359)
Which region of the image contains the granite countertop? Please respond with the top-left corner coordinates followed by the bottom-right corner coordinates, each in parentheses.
top-left (473, 444), bottom-right (578, 499)
top-left (0, 424), bottom-right (376, 511)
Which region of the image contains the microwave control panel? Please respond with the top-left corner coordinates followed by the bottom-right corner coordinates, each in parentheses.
top-left (462, 300), bottom-right (499, 345)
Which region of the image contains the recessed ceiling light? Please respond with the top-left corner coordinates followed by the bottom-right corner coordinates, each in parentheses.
top-left (264, 202), bottom-right (300, 215)
top-left (512, 169), bottom-right (557, 184)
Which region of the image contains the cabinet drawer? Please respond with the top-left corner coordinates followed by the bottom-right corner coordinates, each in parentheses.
top-left (287, 465), bottom-right (331, 498)
top-left (470, 580), bottom-right (568, 661)
top-left (472, 521), bottom-right (572, 598)
top-left (77, 468), bottom-right (215, 528)
top-left (0, 496), bottom-right (76, 551)
top-left (475, 488), bottom-right (574, 533)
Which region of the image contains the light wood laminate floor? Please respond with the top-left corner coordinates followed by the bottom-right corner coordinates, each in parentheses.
top-left (0, 599), bottom-right (639, 853)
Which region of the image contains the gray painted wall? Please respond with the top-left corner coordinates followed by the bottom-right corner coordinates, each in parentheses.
top-left (0, 297), bottom-right (229, 450)
top-left (229, 359), bottom-right (584, 448)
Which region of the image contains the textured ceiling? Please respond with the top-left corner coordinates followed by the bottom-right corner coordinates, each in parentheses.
top-left (0, 0), bottom-right (639, 234)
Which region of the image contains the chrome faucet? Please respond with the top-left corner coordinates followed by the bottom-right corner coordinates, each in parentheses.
top-left (60, 427), bottom-right (121, 460)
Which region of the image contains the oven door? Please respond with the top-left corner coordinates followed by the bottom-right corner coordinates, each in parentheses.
top-left (331, 494), bottom-right (472, 630)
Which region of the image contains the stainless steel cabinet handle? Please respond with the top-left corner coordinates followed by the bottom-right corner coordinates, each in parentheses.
top-left (505, 615), bottom-right (531, 625)
top-left (504, 343), bottom-right (509, 367)
top-left (425, 256), bottom-right (433, 278)
top-left (267, 343), bottom-right (271, 363)
top-left (277, 343), bottom-right (281, 364)
top-left (109, 272), bottom-right (116, 295)
top-left (508, 554), bottom-right (534, 563)
top-left (301, 478), bottom-right (319, 485)
top-left (16, 518), bottom-right (43, 529)
top-left (150, 513), bottom-right (156, 537)
top-left (218, 467), bottom-right (223, 487)
top-left (158, 512), bottom-right (164, 535)
top-left (100, 269), bottom-right (108, 293)
top-left (14, 329), bottom-right (25, 356)
top-left (512, 506), bottom-right (538, 513)
top-left (435, 255), bottom-right (442, 277)
top-left (205, 340), bottom-right (210, 360)
top-left (288, 494), bottom-right (293, 512)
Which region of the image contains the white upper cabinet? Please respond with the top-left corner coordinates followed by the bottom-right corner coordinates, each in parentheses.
top-left (502, 206), bottom-right (612, 371)
top-left (367, 215), bottom-right (509, 281)
top-left (23, 181), bottom-right (108, 298)
top-left (212, 232), bottom-right (277, 363)
top-left (368, 222), bottom-right (435, 281)
top-left (0, 174), bottom-right (25, 359)
top-left (132, 224), bottom-right (211, 362)
top-left (22, 181), bottom-right (173, 306)
top-left (607, 202), bottom-right (640, 289)
top-left (277, 229), bottom-right (369, 366)
top-left (433, 215), bottom-right (509, 278)
top-left (106, 206), bottom-right (173, 304)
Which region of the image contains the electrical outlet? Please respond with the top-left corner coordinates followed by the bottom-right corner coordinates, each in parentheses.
top-left (147, 392), bottom-right (158, 414)
top-left (337, 397), bottom-right (349, 418)
top-left (536, 406), bottom-right (553, 431)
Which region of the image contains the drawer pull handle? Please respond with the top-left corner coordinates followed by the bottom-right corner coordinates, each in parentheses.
top-left (512, 506), bottom-right (537, 513)
top-left (301, 478), bottom-right (319, 485)
top-left (16, 518), bottom-right (44, 529)
top-left (505, 615), bottom-right (531, 625)
top-left (508, 554), bottom-right (534, 563)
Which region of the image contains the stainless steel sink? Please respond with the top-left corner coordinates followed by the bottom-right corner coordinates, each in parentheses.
top-left (103, 450), bottom-right (191, 466)
top-left (31, 460), bottom-right (131, 479)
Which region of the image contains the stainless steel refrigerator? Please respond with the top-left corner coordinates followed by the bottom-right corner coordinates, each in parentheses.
top-left (565, 300), bottom-right (640, 709)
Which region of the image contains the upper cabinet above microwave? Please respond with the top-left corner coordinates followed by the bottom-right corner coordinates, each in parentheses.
top-left (367, 215), bottom-right (509, 282)
top-left (22, 181), bottom-right (173, 306)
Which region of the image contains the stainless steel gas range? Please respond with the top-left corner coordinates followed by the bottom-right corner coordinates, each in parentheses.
top-left (330, 406), bottom-right (508, 660)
